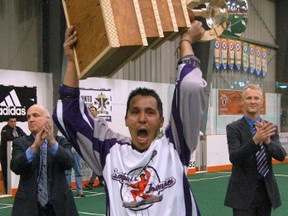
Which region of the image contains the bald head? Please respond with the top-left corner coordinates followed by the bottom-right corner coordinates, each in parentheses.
top-left (27, 104), bottom-right (51, 135)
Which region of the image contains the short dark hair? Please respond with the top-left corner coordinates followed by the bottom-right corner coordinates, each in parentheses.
top-left (8, 116), bottom-right (17, 120)
top-left (89, 106), bottom-right (97, 111)
top-left (125, 87), bottom-right (163, 118)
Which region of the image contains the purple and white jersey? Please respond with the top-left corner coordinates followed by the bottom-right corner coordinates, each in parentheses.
top-left (53, 59), bottom-right (206, 216)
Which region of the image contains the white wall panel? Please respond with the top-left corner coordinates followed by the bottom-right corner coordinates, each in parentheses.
top-left (0, 69), bottom-right (53, 134)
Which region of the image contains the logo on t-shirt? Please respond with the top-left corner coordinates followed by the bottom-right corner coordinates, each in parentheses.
top-left (112, 166), bottom-right (176, 210)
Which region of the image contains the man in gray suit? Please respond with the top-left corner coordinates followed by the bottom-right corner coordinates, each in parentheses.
top-left (10, 104), bottom-right (78, 216)
top-left (224, 84), bottom-right (286, 216)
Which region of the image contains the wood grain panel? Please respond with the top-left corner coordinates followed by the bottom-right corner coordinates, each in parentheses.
top-left (62, 0), bottom-right (147, 79)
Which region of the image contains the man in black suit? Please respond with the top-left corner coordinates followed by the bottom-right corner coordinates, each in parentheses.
top-left (1, 116), bottom-right (26, 194)
top-left (224, 84), bottom-right (286, 216)
top-left (10, 104), bottom-right (78, 216)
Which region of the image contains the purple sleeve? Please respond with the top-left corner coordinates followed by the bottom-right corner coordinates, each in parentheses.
top-left (52, 85), bottom-right (130, 174)
top-left (167, 56), bottom-right (207, 166)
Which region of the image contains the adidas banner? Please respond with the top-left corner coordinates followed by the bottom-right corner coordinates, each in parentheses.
top-left (0, 85), bottom-right (37, 122)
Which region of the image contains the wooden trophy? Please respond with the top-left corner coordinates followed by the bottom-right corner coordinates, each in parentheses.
top-left (62, 0), bottom-right (229, 79)
top-left (62, 0), bottom-right (148, 79)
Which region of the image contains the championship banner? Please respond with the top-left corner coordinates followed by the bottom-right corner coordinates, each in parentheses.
top-left (214, 38), bottom-right (221, 71)
top-left (235, 40), bottom-right (242, 71)
top-left (80, 88), bottom-right (112, 122)
top-left (249, 44), bottom-right (256, 74)
top-left (228, 39), bottom-right (235, 71)
top-left (0, 85), bottom-right (37, 122)
top-left (255, 46), bottom-right (262, 76)
top-left (242, 42), bottom-right (249, 73)
top-left (218, 89), bottom-right (266, 115)
top-left (262, 48), bottom-right (268, 77)
top-left (220, 38), bottom-right (228, 71)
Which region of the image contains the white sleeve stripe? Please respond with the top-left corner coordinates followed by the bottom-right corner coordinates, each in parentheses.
top-left (79, 98), bottom-right (93, 130)
top-left (55, 100), bottom-right (69, 139)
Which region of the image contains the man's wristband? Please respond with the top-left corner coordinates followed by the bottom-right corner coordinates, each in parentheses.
top-left (59, 84), bottom-right (80, 100)
top-left (177, 55), bottom-right (201, 68)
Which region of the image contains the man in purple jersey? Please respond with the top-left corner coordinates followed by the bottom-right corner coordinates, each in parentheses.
top-left (53, 21), bottom-right (207, 215)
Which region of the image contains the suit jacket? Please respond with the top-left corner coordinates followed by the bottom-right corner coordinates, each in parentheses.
top-left (1, 125), bottom-right (26, 159)
top-left (224, 117), bottom-right (286, 210)
top-left (10, 134), bottom-right (79, 216)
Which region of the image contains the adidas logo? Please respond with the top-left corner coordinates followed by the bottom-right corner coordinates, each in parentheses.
top-left (0, 89), bottom-right (26, 116)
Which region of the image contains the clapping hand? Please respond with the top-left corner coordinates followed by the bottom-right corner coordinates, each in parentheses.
top-left (254, 120), bottom-right (276, 146)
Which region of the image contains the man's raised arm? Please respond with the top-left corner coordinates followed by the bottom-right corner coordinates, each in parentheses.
top-left (179, 21), bottom-right (204, 58)
top-left (63, 26), bottom-right (79, 88)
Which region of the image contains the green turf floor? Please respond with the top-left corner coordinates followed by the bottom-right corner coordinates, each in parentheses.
top-left (0, 163), bottom-right (287, 215)
top-left (192, 163), bottom-right (288, 216)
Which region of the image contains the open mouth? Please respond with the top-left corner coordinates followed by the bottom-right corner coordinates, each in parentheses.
top-left (137, 129), bottom-right (148, 139)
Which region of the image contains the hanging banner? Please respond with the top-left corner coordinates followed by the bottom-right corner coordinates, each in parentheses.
top-left (235, 40), bottom-right (242, 71)
top-left (262, 48), bottom-right (268, 77)
top-left (242, 42), bottom-right (249, 73)
top-left (218, 89), bottom-right (266, 115)
top-left (249, 44), bottom-right (256, 74)
top-left (214, 38), bottom-right (221, 71)
top-left (228, 39), bottom-right (235, 71)
top-left (255, 46), bottom-right (262, 76)
top-left (80, 88), bottom-right (112, 122)
top-left (0, 85), bottom-right (37, 122)
top-left (220, 38), bottom-right (228, 71)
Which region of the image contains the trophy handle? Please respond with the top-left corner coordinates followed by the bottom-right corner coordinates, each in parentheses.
top-left (186, 0), bottom-right (229, 41)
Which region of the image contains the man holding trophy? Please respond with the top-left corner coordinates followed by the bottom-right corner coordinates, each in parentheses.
top-left (53, 19), bottom-right (207, 215)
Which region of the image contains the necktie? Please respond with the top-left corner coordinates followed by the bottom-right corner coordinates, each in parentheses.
top-left (253, 125), bottom-right (269, 177)
top-left (38, 142), bottom-right (49, 207)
